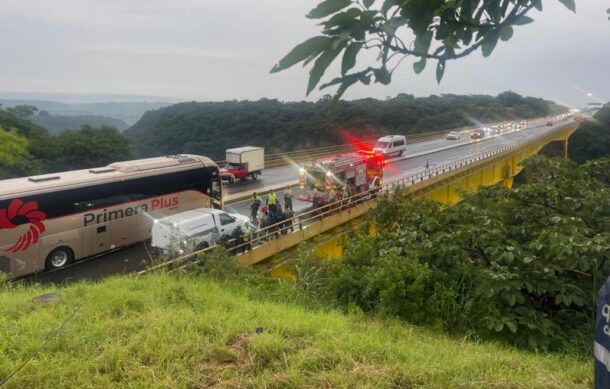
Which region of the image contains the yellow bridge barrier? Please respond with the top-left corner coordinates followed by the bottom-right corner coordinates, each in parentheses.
top-left (141, 122), bottom-right (579, 276)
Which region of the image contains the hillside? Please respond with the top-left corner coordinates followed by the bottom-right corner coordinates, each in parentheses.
top-left (125, 92), bottom-right (567, 160)
top-left (31, 111), bottom-right (129, 133)
top-left (0, 273), bottom-right (591, 388)
top-left (0, 110), bottom-right (132, 179)
top-left (0, 99), bottom-right (172, 125)
top-left (541, 103), bottom-right (610, 161)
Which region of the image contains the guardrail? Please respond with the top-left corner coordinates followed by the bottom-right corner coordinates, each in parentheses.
top-left (216, 119), bottom-right (534, 169)
top-left (140, 120), bottom-right (576, 275)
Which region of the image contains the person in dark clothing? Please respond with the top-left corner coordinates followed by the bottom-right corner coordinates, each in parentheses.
top-left (231, 225), bottom-right (244, 254)
top-left (250, 192), bottom-right (262, 222)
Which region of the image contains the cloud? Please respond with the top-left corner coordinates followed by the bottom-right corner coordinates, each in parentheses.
top-left (0, 0), bottom-right (608, 106)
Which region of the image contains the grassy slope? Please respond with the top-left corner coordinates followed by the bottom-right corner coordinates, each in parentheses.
top-left (0, 273), bottom-right (591, 388)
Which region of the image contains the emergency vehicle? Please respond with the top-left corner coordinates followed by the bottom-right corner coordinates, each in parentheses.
top-left (299, 152), bottom-right (385, 193)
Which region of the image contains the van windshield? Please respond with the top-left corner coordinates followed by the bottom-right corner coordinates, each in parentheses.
top-left (375, 141), bottom-right (390, 149)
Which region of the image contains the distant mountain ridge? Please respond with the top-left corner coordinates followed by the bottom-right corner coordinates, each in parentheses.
top-left (125, 92), bottom-right (568, 160)
top-left (0, 99), bottom-right (173, 125)
top-left (31, 111), bottom-right (129, 133)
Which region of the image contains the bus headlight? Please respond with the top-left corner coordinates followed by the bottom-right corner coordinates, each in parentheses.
top-left (299, 167), bottom-right (306, 175)
top-left (326, 171), bottom-right (333, 178)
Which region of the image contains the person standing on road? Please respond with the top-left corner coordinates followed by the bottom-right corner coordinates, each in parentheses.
top-left (267, 191), bottom-right (278, 215)
top-left (250, 192), bottom-right (262, 222)
top-left (312, 186), bottom-right (321, 209)
top-left (283, 186), bottom-right (293, 211)
top-left (242, 223), bottom-right (252, 252)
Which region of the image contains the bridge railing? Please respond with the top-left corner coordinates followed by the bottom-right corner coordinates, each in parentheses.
top-left (140, 121), bottom-right (575, 274)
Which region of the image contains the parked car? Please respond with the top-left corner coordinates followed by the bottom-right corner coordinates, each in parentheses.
top-left (446, 131), bottom-right (460, 140)
top-left (151, 208), bottom-right (253, 255)
top-left (373, 135), bottom-right (407, 158)
top-left (546, 121), bottom-right (554, 126)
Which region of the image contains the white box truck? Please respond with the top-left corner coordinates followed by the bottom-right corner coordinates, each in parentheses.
top-left (151, 208), bottom-right (253, 255)
top-left (220, 146), bottom-right (264, 183)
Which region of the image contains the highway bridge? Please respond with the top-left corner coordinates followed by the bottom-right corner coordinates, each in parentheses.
top-left (28, 117), bottom-right (579, 284)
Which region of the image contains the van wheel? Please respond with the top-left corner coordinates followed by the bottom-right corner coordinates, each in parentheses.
top-left (45, 246), bottom-right (75, 271)
top-left (229, 177), bottom-right (235, 184)
top-left (398, 150), bottom-right (404, 157)
top-left (195, 242), bottom-right (210, 251)
top-left (251, 172), bottom-right (259, 180)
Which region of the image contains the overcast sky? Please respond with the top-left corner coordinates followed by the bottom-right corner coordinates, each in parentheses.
top-left (0, 0), bottom-right (608, 107)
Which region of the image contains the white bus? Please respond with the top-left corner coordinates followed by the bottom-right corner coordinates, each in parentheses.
top-left (0, 154), bottom-right (222, 278)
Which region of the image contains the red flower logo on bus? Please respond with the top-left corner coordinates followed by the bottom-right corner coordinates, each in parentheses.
top-left (0, 199), bottom-right (47, 253)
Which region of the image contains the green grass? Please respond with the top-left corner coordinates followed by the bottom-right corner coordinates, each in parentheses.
top-left (0, 273), bottom-right (592, 388)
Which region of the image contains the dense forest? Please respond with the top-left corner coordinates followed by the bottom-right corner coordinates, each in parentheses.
top-left (126, 91), bottom-right (567, 160)
top-left (31, 111), bottom-right (129, 133)
top-left (0, 109), bottom-right (132, 179)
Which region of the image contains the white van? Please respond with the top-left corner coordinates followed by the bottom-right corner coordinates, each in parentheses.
top-left (372, 135), bottom-right (407, 158)
top-left (151, 208), bottom-right (253, 254)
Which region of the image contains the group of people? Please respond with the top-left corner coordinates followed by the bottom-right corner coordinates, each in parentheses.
top-left (311, 184), bottom-right (354, 210)
top-left (250, 186), bottom-right (293, 221)
top-left (250, 186), bottom-right (294, 234)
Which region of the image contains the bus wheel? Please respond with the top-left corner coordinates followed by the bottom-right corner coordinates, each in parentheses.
top-left (251, 172), bottom-right (259, 180)
top-left (45, 246), bottom-right (75, 271)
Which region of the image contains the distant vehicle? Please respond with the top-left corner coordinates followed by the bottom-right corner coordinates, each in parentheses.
top-left (373, 135), bottom-right (407, 158)
top-left (470, 129), bottom-right (485, 139)
top-left (0, 154), bottom-right (223, 278)
top-left (546, 121), bottom-right (554, 126)
top-left (446, 131), bottom-right (460, 140)
top-left (482, 127), bottom-right (493, 136)
top-left (520, 120), bottom-right (528, 128)
top-left (490, 125), bottom-right (501, 135)
top-left (511, 122), bottom-right (520, 131)
top-left (220, 146), bottom-right (264, 183)
top-left (151, 208), bottom-right (252, 255)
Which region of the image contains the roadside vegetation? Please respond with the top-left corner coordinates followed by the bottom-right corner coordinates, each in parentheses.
top-left (0, 270), bottom-right (591, 388)
top-left (126, 91), bottom-right (566, 159)
top-left (1, 155), bottom-right (605, 386)
top-left (0, 109), bottom-right (132, 180)
top-left (543, 102), bottom-right (610, 162)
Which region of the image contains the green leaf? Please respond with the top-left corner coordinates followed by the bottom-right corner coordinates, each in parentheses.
top-left (414, 30), bottom-right (433, 55)
top-left (363, 0), bottom-right (375, 8)
top-left (436, 60), bottom-right (446, 83)
top-left (557, 0), bottom-right (576, 13)
top-left (505, 320), bottom-right (518, 333)
top-left (532, 0), bottom-right (543, 11)
top-left (499, 26), bottom-right (514, 41)
top-left (381, 0), bottom-right (398, 16)
top-left (270, 36), bottom-right (332, 73)
top-left (513, 15), bottom-right (534, 25)
top-left (413, 58), bottom-right (426, 74)
top-left (307, 42), bottom-right (347, 95)
top-left (481, 32), bottom-right (499, 57)
top-left (341, 42), bottom-right (362, 75)
top-left (331, 74), bottom-right (361, 106)
top-left (307, 0), bottom-right (353, 19)
top-left (373, 67), bottom-right (392, 85)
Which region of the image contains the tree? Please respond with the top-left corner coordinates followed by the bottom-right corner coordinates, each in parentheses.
top-left (314, 155), bottom-right (610, 351)
top-left (271, 0), bottom-right (577, 103)
top-left (44, 125), bottom-right (133, 172)
top-left (497, 91), bottom-right (524, 107)
top-left (7, 105), bottom-right (39, 120)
